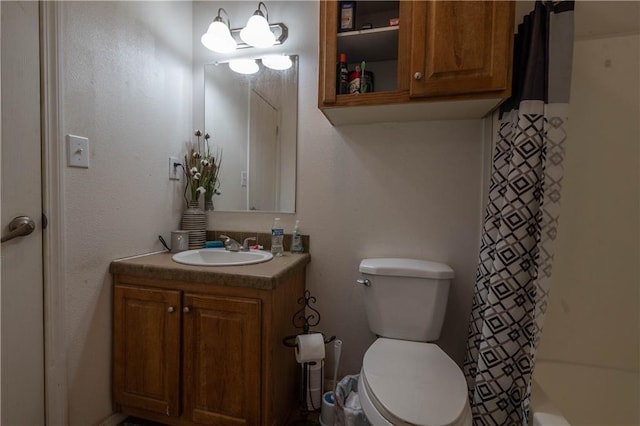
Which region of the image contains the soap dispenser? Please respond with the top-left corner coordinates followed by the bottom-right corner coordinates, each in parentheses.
top-left (290, 220), bottom-right (303, 253)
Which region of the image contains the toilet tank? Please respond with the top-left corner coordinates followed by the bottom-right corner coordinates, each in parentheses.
top-left (359, 258), bottom-right (454, 342)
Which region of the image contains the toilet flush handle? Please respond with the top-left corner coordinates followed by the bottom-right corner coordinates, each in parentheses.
top-left (356, 278), bottom-right (371, 287)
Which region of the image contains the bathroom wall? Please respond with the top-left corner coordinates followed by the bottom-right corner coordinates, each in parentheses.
top-left (60, 2), bottom-right (192, 424)
top-left (533, 32), bottom-right (640, 425)
top-left (193, 1), bottom-right (489, 376)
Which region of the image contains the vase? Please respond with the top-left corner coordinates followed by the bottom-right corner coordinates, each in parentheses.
top-left (204, 199), bottom-right (214, 212)
top-left (181, 200), bottom-right (206, 249)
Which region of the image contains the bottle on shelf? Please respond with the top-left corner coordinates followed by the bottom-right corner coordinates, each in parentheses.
top-left (348, 65), bottom-right (361, 94)
top-left (337, 53), bottom-right (350, 95)
top-left (271, 217), bottom-right (284, 256)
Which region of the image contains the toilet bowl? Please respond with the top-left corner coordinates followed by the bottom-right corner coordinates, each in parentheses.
top-left (358, 338), bottom-right (471, 426)
top-left (357, 258), bottom-right (471, 426)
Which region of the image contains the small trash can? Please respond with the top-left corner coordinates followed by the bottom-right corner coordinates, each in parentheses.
top-left (333, 374), bottom-right (370, 426)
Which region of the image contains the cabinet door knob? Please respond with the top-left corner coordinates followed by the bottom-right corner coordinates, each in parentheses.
top-left (167, 306), bottom-right (175, 313)
top-left (414, 72), bottom-right (422, 80)
top-left (183, 307), bottom-right (191, 313)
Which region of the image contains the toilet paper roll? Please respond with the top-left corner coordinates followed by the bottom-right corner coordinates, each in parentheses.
top-left (307, 360), bottom-right (323, 389)
top-left (305, 361), bottom-right (323, 410)
top-left (295, 333), bottom-right (326, 363)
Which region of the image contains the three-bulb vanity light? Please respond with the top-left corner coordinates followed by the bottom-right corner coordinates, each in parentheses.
top-left (201, 2), bottom-right (291, 74)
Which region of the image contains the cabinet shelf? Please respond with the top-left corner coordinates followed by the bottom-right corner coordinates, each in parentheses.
top-left (336, 26), bottom-right (399, 63)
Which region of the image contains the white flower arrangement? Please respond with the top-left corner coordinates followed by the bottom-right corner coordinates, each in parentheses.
top-left (183, 130), bottom-right (222, 203)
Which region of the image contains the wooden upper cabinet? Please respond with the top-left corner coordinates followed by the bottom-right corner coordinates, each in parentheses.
top-left (113, 285), bottom-right (181, 417)
top-left (318, 0), bottom-right (515, 124)
top-left (409, 1), bottom-right (514, 98)
top-left (182, 294), bottom-right (261, 426)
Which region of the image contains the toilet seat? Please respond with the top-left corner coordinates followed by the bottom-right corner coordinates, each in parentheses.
top-left (360, 338), bottom-right (470, 426)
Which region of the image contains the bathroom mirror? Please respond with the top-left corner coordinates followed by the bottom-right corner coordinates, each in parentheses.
top-left (204, 55), bottom-right (298, 212)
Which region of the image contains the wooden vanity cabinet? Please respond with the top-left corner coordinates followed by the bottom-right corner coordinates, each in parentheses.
top-left (318, 0), bottom-right (515, 124)
top-left (183, 293), bottom-right (261, 425)
top-left (113, 285), bottom-right (182, 417)
top-left (113, 264), bottom-right (305, 426)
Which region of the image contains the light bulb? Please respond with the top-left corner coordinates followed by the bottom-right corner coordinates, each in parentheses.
top-left (201, 12), bottom-right (236, 53)
top-left (229, 59), bottom-right (259, 75)
top-left (261, 55), bottom-right (292, 70)
top-left (240, 11), bottom-right (276, 48)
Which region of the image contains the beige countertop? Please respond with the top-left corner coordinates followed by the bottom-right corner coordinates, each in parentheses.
top-left (110, 251), bottom-right (310, 290)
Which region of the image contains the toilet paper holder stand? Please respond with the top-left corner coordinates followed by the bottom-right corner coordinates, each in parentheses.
top-left (282, 290), bottom-right (335, 412)
top-left (282, 290), bottom-right (336, 348)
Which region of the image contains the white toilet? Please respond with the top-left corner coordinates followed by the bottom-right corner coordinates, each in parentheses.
top-left (357, 258), bottom-right (472, 426)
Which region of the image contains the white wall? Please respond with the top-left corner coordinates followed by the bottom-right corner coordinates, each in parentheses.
top-left (194, 1), bottom-right (488, 375)
top-left (60, 2), bottom-right (192, 424)
top-left (534, 33), bottom-right (640, 425)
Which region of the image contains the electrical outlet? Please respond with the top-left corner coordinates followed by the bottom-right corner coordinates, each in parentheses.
top-left (169, 157), bottom-right (181, 181)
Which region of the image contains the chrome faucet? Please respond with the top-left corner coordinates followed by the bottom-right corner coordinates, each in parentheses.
top-left (242, 237), bottom-right (256, 252)
top-left (219, 235), bottom-right (241, 252)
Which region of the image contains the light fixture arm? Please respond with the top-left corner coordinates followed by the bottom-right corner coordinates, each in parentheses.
top-left (256, 2), bottom-right (269, 22)
top-left (215, 7), bottom-right (231, 28)
top-left (275, 23), bottom-right (288, 44)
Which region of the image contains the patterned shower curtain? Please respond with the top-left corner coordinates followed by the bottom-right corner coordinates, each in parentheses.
top-left (463, 2), bottom-right (574, 425)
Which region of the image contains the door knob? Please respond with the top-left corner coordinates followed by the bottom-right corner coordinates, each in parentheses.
top-left (413, 72), bottom-right (423, 80)
top-left (1, 216), bottom-right (35, 243)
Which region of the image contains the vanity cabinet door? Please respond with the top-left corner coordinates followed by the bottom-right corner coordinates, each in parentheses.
top-left (409, 1), bottom-right (514, 98)
top-left (182, 293), bottom-right (261, 426)
top-left (113, 285), bottom-right (181, 417)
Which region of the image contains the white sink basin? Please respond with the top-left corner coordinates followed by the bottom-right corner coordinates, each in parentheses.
top-left (172, 248), bottom-right (273, 267)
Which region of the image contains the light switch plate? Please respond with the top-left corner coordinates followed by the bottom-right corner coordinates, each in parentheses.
top-left (169, 156), bottom-right (181, 180)
top-left (67, 134), bottom-right (89, 168)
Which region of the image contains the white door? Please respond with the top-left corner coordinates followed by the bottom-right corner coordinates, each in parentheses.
top-left (248, 89), bottom-right (279, 211)
top-left (0, 2), bottom-right (46, 425)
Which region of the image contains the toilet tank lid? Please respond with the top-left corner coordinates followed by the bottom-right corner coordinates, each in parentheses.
top-left (359, 258), bottom-right (454, 279)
